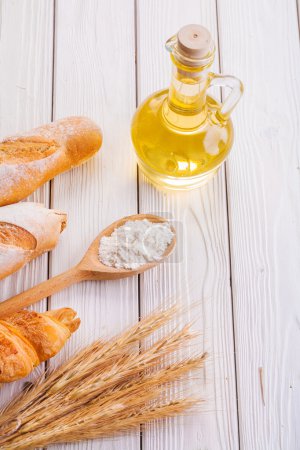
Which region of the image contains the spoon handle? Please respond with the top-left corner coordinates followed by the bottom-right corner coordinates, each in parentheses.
top-left (0, 266), bottom-right (85, 318)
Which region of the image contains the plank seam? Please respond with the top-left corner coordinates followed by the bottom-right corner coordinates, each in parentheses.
top-left (215, 0), bottom-right (241, 448)
top-left (45, 5), bottom-right (56, 450)
top-left (296, 0), bottom-right (300, 38)
top-left (134, 1), bottom-right (142, 449)
top-left (45, 3), bottom-right (56, 434)
top-left (47, 0), bottom-right (56, 304)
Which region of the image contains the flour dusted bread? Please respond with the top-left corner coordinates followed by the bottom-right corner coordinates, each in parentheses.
top-left (0, 202), bottom-right (67, 280)
top-left (0, 116), bottom-right (102, 206)
top-left (0, 307), bottom-right (80, 382)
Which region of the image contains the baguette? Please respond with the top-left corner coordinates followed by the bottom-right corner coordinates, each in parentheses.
top-left (0, 202), bottom-right (67, 280)
top-left (0, 116), bottom-right (102, 206)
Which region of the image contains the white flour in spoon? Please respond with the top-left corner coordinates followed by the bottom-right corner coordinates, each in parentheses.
top-left (99, 219), bottom-right (174, 270)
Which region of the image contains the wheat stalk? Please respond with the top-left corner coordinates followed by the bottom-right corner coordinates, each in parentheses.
top-left (0, 306), bottom-right (206, 449)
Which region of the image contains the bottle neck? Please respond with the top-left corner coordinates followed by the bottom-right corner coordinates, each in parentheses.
top-left (163, 57), bottom-right (211, 129)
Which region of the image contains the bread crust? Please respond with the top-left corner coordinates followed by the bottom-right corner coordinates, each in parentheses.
top-left (0, 202), bottom-right (67, 280)
top-left (0, 307), bottom-right (80, 382)
top-left (0, 116), bottom-right (102, 206)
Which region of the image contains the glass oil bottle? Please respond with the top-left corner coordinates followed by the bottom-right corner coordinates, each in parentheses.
top-left (131, 24), bottom-right (243, 190)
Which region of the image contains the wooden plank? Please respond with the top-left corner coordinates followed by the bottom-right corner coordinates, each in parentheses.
top-left (49, 1), bottom-right (139, 449)
top-left (0, 0), bottom-right (53, 405)
top-left (217, 0), bottom-right (300, 448)
top-left (136, 1), bottom-right (239, 449)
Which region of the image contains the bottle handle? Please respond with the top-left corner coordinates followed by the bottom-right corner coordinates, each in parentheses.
top-left (208, 73), bottom-right (244, 121)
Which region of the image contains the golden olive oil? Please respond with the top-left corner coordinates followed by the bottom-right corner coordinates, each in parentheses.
top-left (132, 90), bottom-right (234, 189)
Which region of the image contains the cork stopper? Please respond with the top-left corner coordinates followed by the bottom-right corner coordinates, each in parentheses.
top-left (177, 24), bottom-right (214, 59)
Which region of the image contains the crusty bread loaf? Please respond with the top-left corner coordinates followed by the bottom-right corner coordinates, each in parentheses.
top-left (0, 202), bottom-right (67, 280)
top-left (0, 116), bottom-right (102, 206)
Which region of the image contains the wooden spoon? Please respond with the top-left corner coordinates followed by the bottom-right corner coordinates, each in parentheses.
top-left (0, 214), bottom-right (176, 318)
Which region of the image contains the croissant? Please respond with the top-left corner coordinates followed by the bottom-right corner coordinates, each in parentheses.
top-left (0, 308), bottom-right (80, 383)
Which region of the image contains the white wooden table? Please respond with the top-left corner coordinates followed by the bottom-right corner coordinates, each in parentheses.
top-left (1, 1), bottom-right (300, 449)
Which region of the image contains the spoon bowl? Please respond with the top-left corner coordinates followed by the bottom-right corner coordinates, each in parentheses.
top-left (0, 214), bottom-right (176, 318)
top-left (79, 214), bottom-right (176, 279)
